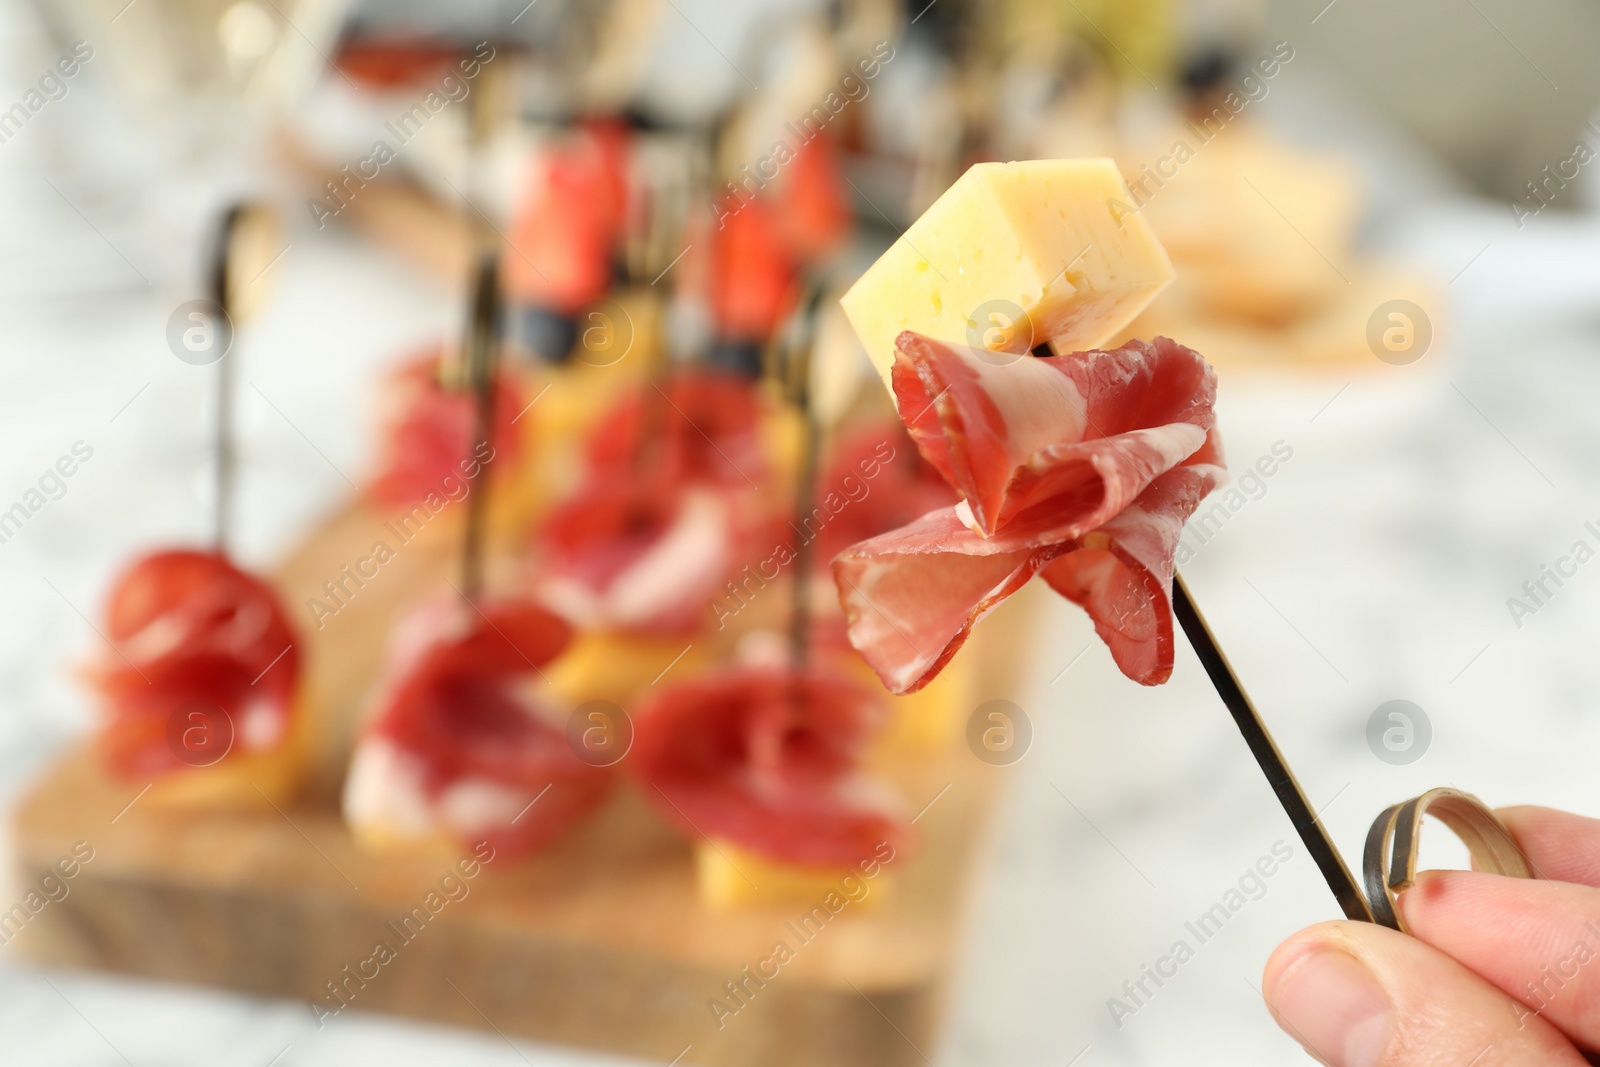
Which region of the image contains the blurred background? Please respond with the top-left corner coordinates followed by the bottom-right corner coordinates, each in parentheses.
top-left (2, 0), bottom-right (1600, 1064)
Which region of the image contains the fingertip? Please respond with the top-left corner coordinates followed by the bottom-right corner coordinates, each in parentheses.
top-left (1261, 925), bottom-right (1394, 1067)
top-left (1495, 803), bottom-right (1548, 825)
top-left (1396, 866), bottom-right (1457, 911)
top-left (1262, 920), bottom-right (1363, 1000)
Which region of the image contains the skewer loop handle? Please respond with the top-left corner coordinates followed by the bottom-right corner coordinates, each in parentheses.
top-left (1362, 787), bottom-right (1533, 932)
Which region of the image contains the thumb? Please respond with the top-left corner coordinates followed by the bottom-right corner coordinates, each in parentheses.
top-left (1262, 920), bottom-right (1586, 1065)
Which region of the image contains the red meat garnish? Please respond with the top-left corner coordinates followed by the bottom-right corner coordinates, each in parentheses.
top-left (367, 348), bottom-right (522, 510)
top-left (632, 666), bottom-right (909, 868)
top-left (89, 550), bottom-right (299, 778)
top-left (504, 121), bottom-right (631, 316)
top-left (364, 598), bottom-right (613, 859)
top-left (833, 334), bottom-right (1226, 694)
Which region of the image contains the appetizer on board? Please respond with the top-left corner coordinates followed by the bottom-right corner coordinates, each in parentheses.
top-left (631, 665), bottom-right (908, 908)
top-left (87, 549), bottom-right (304, 806)
top-left (366, 346), bottom-right (533, 534)
top-left (344, 596), bottom-right (613, 860)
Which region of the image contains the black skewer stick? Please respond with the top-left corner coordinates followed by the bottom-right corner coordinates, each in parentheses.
top-left (784, 286), bottom-right (828, 671)
top-left (1171, 571), bottom-right (1376, 924)
top-left (459, 250), bottom-right (502, 601)
top-left (208, 205), bottom-right (247, 555)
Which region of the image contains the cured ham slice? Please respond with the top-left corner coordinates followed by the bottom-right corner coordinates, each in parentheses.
top-left (531, 369), bottom-right (776, 635)
top-left (811, 422), bottom-right (958, 565)
top-left (770, 133), bottom-right (853, 265)
top-left (333, 38), bottom-right (461, 88)
top-left (88, 550), bottom-right (299, 778)
top-left (833, 333), bottom-right (1224, 694)
top-left (504, 121), bottom-right (630, 320)
top-left (367, 349), bottom-right (523, 509)
top-left (345, 598), bottom-right (612, 860)
top-left (631, 666), bottom-right (910, 868)
top-left (709, 197), bottom-right (799, 348)
top-left (582, 368), bottom-right (767, 488)
top-left (534, 480), bottom-right (741, 635)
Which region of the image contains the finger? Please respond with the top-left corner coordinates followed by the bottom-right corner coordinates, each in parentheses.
top-left (1263, 919), bottom-right (1584, 1066)
top-left (1498, 805), bottom-right (1600, 887)
top-left (1400, 868), bottom-right (1600, 1050)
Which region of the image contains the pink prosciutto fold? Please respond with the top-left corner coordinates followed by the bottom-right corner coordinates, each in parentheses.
top-left (832, 333), bottom-right (1225, 694)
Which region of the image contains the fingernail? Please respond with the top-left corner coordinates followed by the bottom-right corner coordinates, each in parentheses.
top-left (1266, 946), bottom-right (1393, 1067)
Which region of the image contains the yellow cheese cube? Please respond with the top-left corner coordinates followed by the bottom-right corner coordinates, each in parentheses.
top-left (840, 159), bottom-right (1174, 386)
top-left (697, 840), bottom-right (888, 910)
top-left (137, 693), bottom-right (311, 811)
top-left (542, 630), bottom-right (710, 708)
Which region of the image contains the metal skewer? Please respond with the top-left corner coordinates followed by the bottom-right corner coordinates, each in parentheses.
top-left (1170, 571), bottom-right (1377, 923)
top-left (783, 285), bottom-right (828, 672)
top-left (206, 203), bottom-right (277, 555)
top-left (208, 206), bottom-right (245, 555)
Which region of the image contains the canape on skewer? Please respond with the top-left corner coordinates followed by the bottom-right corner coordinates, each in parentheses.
top-left (528, 366), bottom-right (787, 707)
top-left (632, 665), bottom-right (911, 909)
top-left (366, 345), bottom-right (538, 539)
top-left (504, 120), bottom-right (631, 366)
top-left (343, 596), bottom-right (613, 860)
top-left (86, 549), bottom-right (306, 808)
top-left (803, 421), bottom-right (968, 749)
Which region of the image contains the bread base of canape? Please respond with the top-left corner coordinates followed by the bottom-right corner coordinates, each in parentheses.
top-left (696, 840), bottom-right (890, 911)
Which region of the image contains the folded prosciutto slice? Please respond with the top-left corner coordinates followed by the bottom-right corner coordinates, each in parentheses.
top-left (368, 349), bottom-right (524, 509)
top-left (344, 598), bottom-right (613, 859)
top-left (583, 367), bottom-right (768, 488)
top-left (833, 333), bottom-right (1225, 694)
top-left (631, 666), bottom-right (909, 868)
top-left (88, 550), bottom-right (300, 778)
top-left (812, 422), bottom-right (958, 565)
top-left (504, 120), bottom-right (630, 319)
top-left (531, 368), bottom-right (774, 634)
top-left (534, 479), bottom-right (753, 635)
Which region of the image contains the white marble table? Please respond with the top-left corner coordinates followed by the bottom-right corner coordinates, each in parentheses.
top-left (5, 36), bottom-right (1600, 1067)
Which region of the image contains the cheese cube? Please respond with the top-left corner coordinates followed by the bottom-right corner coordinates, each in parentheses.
top-left (697, 840), bottom-right (887, 910)
top-left (840, 159), bottom-right (1174, 386)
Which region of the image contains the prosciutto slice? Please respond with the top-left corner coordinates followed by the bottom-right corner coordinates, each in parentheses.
top-left (367, 349), bottom-right (523, 509)
top-left (834, 334), bottom-right (1225, 694)
top-left (504, 120), bottom-right (630, 316)
top-left (582, 367), bottom-right (767, 488)
top-left (88, 550), bottom-right (300, 778)
top-left (534, 479), bottom-right (745, 635)
top-left (631, 667), bottom-right (909, 867)
top-left (531, 368), bottom-right (775, 635)
top-left (346, 598), bottom-right (613, 859)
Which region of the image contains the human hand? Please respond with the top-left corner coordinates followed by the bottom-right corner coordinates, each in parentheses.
top-left (1262, 806), bottom-right (1600, 1065)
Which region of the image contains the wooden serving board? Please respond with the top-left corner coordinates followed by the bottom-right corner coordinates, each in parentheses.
top-left (10, 500), bottom-right (1032, 1067)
